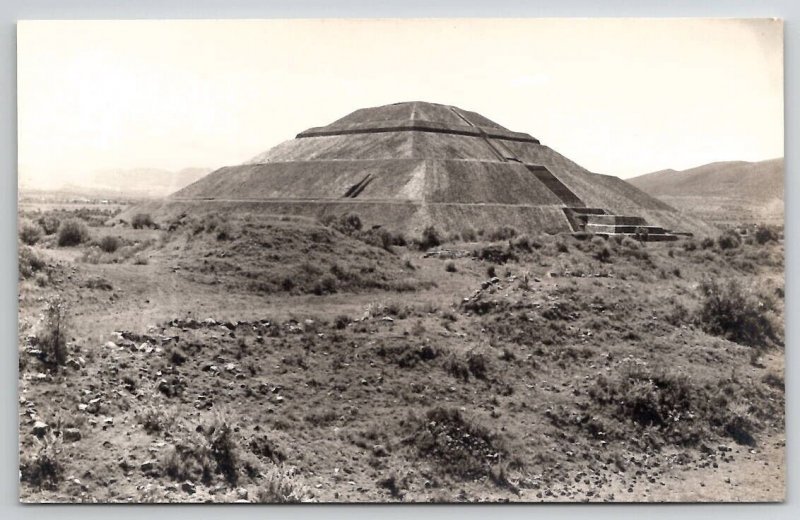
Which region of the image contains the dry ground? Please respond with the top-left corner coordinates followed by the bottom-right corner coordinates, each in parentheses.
top-left (17, 204), bottom-right (785, 503)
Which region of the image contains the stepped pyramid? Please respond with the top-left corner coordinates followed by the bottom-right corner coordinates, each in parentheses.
top-left (148, 101), bottom-right (713, 238)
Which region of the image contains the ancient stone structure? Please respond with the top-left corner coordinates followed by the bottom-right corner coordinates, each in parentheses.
top-left (145, 101), bottom-right (713, 238)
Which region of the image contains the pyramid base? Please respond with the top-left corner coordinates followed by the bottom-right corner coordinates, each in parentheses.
top-left (121, 198), bottom-right (714, 239)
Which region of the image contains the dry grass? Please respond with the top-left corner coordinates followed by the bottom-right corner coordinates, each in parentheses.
top-left (17, 207), bottom-right (785, 503)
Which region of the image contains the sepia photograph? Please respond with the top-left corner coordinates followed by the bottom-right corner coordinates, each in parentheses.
top-left (16, 18), bottom-right (784, 503)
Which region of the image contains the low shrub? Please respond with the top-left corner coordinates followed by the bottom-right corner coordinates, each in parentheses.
top-left (697, 278), bottom-right (779, 348)
top-left (488, 226), bottom-right (518, 241)
top-left (37, 215), bottom-right (61, 235)
top-left (333, 315), bottom-right (351, 330)
top-left (98, 235), bottom-right (121, 253)
top-left (510, 234), bottom-right (533, 251)
top-left (255, 466), bottom-right (314, 503)
top-left (476, 245), bottom-right (517, 264)
top-left (408, 407), bottom-right (510, 480)
top-left (313, 274), bottom-right (338, 295)
top-left (445, 261), bottom-right (457, 273)
top-left (19, 246), bottom-right (46, 279)
top-left (418, 225), bottom-right (442, 251)
top-left (57, 219), bottom-right (89, 247)
top-left (132, 213), bottom-right (155, 230)
top-left (20, 435), bottom-right (63, 490)
top-left (460, 227), bottom-right (477, 242)
top-left (754, 225), bottom-right (778, 245)
top-left (216, 223), bottom-right (234, 241)
top-left (717, 230), bottom-right (742, 250)
top-left (591, 236), bottom-right (612, 263)
top-left (209, 422), bottom-right (239, 485)
top-left (19, 221), bottom-right (43, 245)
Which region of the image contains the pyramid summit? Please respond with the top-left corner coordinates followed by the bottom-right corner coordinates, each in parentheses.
top-left (140, 101), bottom-right (713, 238)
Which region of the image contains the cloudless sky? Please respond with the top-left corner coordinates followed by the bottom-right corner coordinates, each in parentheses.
top-left (17, 18), bottom-right (783, 189)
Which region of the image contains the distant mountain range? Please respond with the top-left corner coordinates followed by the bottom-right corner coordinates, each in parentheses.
top-left (628, 158), bottom-right (784, 224)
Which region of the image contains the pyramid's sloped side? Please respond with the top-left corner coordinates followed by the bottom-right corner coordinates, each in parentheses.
top-left (504, 142), bottom-right (670, 211)
top-left (325, 102), bottom-right (507, 132)
top-left (124, 199), bottom-right (573, 236)
top-left (504, 141), bottom-right (718, 235)
top-left (454, 107), bottom-right (505, 129)
top-left (172, 158), bottom-right (568, 205)
top-left (329, 102), bottom-right (417, 127)
top-left (426, 161), bottom-right (564, 205)
top-left (249, 132), bottom-right (514, 164)
top-left (247, 132), bottom-right (416, 163)
top-left (172, 160), bottom-right (427, 201)
top-left (411, 132), bottom-right (506, 161)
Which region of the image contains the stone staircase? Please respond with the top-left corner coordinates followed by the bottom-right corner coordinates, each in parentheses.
top-left (564, 208), bottom-right (679, 241)
top-left (526, 165), bottom-right (585, 207)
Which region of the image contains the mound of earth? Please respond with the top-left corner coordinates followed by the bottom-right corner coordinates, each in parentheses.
top-left (158, 212), bottom-right (427, 295)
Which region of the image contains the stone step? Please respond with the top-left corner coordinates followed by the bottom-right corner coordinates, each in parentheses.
top-left (585, 214), bottom-right (648, 226)
top-left (586, 224), bottom-right (667, 234)
top-left (588, 232), bottom-right (679, 242)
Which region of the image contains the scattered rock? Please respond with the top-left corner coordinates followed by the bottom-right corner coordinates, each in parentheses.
top-left (372, 444), bottom-right (389, 457)
top-left (32, 421), bottom-right (49, 437)
top-left (63, 428), bottom-right (82, 442)
top-left (140, 460), bottom-right (158, 473)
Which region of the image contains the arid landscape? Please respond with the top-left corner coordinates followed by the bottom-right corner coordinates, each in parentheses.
top-left (15, 17), bottom-right (785, 506)
top-left (17, 196), bottom-right (784, 503)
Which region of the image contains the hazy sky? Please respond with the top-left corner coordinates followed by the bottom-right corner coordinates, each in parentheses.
top-left (18, 18), bottom-right (783, 189)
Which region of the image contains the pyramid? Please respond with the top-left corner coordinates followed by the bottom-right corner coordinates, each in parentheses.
top-left (153, 101), bottom-right (714, 238)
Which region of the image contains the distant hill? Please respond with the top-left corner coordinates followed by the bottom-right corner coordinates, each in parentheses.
top-left (628, 158), bottom-right (784, 224)
top-left (75, 167), bottom-right (213, 198)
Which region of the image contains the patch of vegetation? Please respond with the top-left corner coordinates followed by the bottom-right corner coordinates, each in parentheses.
top-left (717, 229), bottom-right (742, 250)
top-left (98, 235), bottom-right (121, 253)
top-left (39, 298), bottom-right (69, 369)
top-left (80, 239), bottom-right (154, 265)
top-left (475, 244), bottom-right (517, 264)
top-left (754, 225), bottom-right (779, 245)
top-left (407, 407), bottom-right (512, 481)
top-left (255, 466), bottom-right (313, 503)
top-left (161, 415), bottom-right (243, 486)
top-left (589, 364), bottom-right (764, 448)
top-left (418, 225), bottom-right (442, 251)
top-left (57, 218), bottom-right (89, 246)
top-left (20, 435), bottom-right (63, 490)
top-left (19, 220), bottom-right (43, 245)
top-left (697, 278), bottom-right (780, 348)
top-left (377, 343), bottom-right (440, 369)
top-left (442, 350), bottom-right (489, 381)
top-left (487, 226), bottom-right (518, 241)
top-left (460, 227), bottom-right (477, 242)
top-left (36, 214), bottom-right (61, 235)
top-left (132, 213), bottom-right (156, 229)
top-left (19, 246), bottom-right (46, 279)
top-left (83, 277), bottom-right (113, 290)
